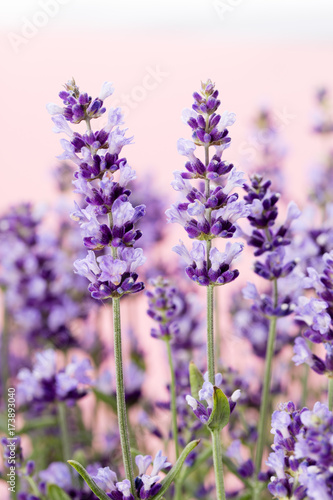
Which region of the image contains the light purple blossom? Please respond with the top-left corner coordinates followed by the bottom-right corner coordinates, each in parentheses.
top-left (292, 337), bottom-right (313, 366)
top-left (91, 467), bottom-right (117, 492)
top-left (135, 455), bottom-right (152, 476)
top-left (74, 251), bottom-right (100, 283)
top-left (39, 462), bottom-right (73, 489)
top-left (97, 255), bottom-right (127, 285)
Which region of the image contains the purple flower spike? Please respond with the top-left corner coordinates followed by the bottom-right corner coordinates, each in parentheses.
top-left (50, 80), bottom-right (146, 301)
top-left (267, 400), bottom-right (333, 500)
top-left (168, 80), bottom-right (247, 289)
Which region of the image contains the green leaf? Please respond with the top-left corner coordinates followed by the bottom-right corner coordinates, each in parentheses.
top-left (207, 387), bottom-right (230, 432)
top-left (47, 484), bottom-right (72, 500)
top-left (189, 361), bottom-right (204, 400)
top-left (151, 439), bottom-right (200, 500)
top-left (93, 388), bottom-right (117, 413)
top-left (68, 460), bottom-right (111, 500)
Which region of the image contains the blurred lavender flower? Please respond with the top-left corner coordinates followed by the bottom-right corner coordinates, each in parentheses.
top-left (243, 106), bottom-right (287, 193)
top-left (90, 450), bottom-right (171, 500)
top-left (147, 276), bottom-right (204, 439)
top-left (231, 292), bottom-right (293, 358)
top-left (17, 349), bottom-right (93, 409)
top-left (292, 250), bottom-right (333, 376)
top-left (0, 203), bottom-right (83, 349)
top-left (130, 174), bottom-right (167, 252)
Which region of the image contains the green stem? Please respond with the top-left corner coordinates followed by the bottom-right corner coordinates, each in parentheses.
top-left (85, 117), bottom-right (92, 131)
top-left (165, 338), bottom-right (179, 459)
top-left (328, 378), bottom-right (333, 412)
top-left (112, 297), bottom-right (136, 497)
top-left (215, 287), bottom-right (221, 367)
top-left (57, 402), bottom-right (72, 461)
top-left (207, 284), bottom-right (215, 385)
top-left (211, 429), bottom-right (226, 500)
top-left (255, 313), bottom-right (278, 475)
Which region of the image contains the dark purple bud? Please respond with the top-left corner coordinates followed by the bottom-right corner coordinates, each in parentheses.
top-left (311, 354), bottom-right (326, 375)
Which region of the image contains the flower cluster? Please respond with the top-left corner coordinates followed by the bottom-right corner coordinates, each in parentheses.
top-left (91, 451), bottom-right (171, 499)
top-left (241, 174), bottom-right (301, 320)
top-left (267, 401), bottom-right (333, 500)
top-left (17, 349), bottom-right (93, 409)
top-left (243, 174), bottom-right (300, 256)
top-left (293, 250), bottom-right (333, 376)
top-left (166, 79), bottom-right (248, 286)
top-left (186, 373), bottom-right (240, 424)
top-left (231, 293), bottom-right (293, 357)
top-left (0, 203), bottom-right (86, 348)
top-left (173, 240), bottom-right (244, 287)
top-left (48, 79), bottom-right (146, 300)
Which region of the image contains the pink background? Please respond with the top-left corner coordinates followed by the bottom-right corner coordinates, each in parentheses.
top-left (1, 2), bottom-right (333, 497)
top-left (1, 30), bottom-right (332, 211)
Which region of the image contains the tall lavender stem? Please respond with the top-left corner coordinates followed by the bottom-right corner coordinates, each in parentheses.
top-left (212, 429), bottom-right (226, 500)
top-left (57, 402), bottom-right (72, 462)
top-left (328, 378), bottom-right (333, 412)
top-left (255, 278), bottom-right (278, 476)
top-left (166, 338), bottom-right (180, 459)
top-left (167, 80), bottom-right (248, 500)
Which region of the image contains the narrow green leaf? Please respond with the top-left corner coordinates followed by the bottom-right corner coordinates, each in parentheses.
top-left (189, 361), bottom-right (204, 400)
top-left (47, 484), bottom-right (72, 500)
top-left (151, 439), bottom-right (200, 500)
top-left (68, 460), bottom-right (111, 500)
top-left (93, 388), bottom-right (117, 413)
top-left (207, 387), bottom-right (230, 432)
top-left (18, 416), bottom-right (58, 434)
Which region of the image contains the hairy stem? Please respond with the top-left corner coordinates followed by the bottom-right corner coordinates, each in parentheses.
top-left (211, 429), bottom-right (226, 500)
top-left (255, 312), bottom-right (278, 475)
top-left (328, 378), bottom-right (333, 412)
top-left (57, 402), bottom-right (72, 462)
top-left (301, 362), bottom-right (309, 408)
top-left (166, 338), bottom-right (179, 459)
top-left (207, 284), bottom-right (215, 385)
top-left (112, 297), bottom-right (136, 497)
top-left (215, 288), bottom-right (221, 367)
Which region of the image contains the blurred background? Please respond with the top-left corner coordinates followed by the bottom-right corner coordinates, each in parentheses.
top-left (1, 3), bottom-right (333, 498)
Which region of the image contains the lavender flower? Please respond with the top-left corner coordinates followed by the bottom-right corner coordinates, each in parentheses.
top-left (48, 79), bottom-right (146, 300)
top-left (186, 374), bottom-right (240, 424)
top-left (244, 106), bottom-right (287, 193)
top-left (166, 79), bottom-right (248, 287)
top-left (90, 450), bottom-right (171, 500)
top-left (231, 293), bottom-right (293, 358)
top-left (312, 87), bottom-right (333, 134)
top-left (292, 251), bottom-right (333, 376)
top-left (0, 203), bottom-right (91, 349)
top-left (267, 401), bottom-right (333, 499)
top-left (16, 349), bottom-right (93, 409)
